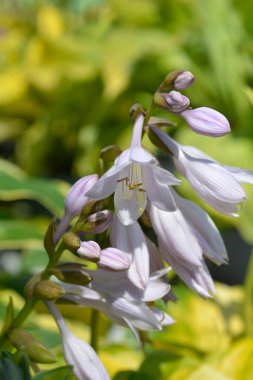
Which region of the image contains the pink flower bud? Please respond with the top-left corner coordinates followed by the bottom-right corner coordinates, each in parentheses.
top-left (156, 91), bottom-right (190, 113)
top-left (77, 241), bottom-right (101, 261)
top-left (65, 174), bottom-right (98, 219)
top-left (181, 107), bottom-right (231, 137)
top-left (172, 71), bottom-right (195, 90)
top-left (98, 248), bottom-right (131, 271)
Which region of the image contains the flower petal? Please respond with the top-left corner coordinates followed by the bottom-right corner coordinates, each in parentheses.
top-left (114, 179), bottom-right (147, 225)
top-left (110, 216), bottom-right (150, 289)
top-left (172, 190), bottom-right (228, 264)
top-left (149, 204), bottom-right (202, 267)
top-left (224, 166), bottom-right (253, 185)
top-left (143, 167), bottom-right (177, 211)
top-left (86, 150), bottom-right (131, 200)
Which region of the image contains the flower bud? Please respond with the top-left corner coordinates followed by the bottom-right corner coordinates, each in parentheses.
top-left (51, 264), bottom-right (92, 286)
top-left (62, 232), bottom-right (80, 253)
top-left (77, 241), bottom-right (101, 262)
top-left (98, 248), bottom-right (131, 271)
top-left (154, 91), bottom-right (190, 113)
top-left (181, 107), bottom-right (231, 137)
top-left (9, 328), bottom-right (56, 364)
top-left (76, 210), bottom-right (113, 234)
top-left (34, 280), bottom-right (65, 301)
top-left (172, 70), bottom-right (195, 90)
top-left (64, 174), bottom-right (98, 219)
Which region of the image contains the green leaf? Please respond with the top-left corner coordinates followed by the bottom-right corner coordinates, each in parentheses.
top-left (0, 219), bottom-right (46, 250)
top-left (0, 356), bottom-right (26, 380)
top-left (0, 159), bottom-right (67, 217)
top-left (33, 365), bottom-right (74, 380)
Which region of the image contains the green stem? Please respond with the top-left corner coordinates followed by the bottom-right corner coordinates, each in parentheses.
top-left (244, 251), bottom-right (253, 336)
top-left (90, 309), bottom-right (99, 352)
top-left (0, 243), bottom-right (65, 351)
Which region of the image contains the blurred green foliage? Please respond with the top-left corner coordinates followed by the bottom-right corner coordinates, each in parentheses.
top-left (0, 0), bottom-right (253, 379)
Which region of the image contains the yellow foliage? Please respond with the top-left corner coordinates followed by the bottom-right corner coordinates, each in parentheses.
top-left (37, 5), bottom-right (64, 40)
top-left (0, 68), bottom-right (27, 104)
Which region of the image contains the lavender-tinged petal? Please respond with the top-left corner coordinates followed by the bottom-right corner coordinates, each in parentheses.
top-left (86, 150), bottom-right (132, 200)
top-left (172, 190), bottom-right (228, 264)
top-left (159, 248), bottom-right (213, 298)
top-left (184, 159), bottom-right (246, 214)
top-left (151, 165), bottom-right (181, 185)
top-left (153, 308), bottom-right (175, 326)
top-left (145, 236), bottom-right (165, 273)
top-left (149, 204), bottom-right (202, 267)
top-left (143, 167), bottom-right (177, 211)
top-left (110, 216), bottom-right (150, 289)
top-left (162, 91), bottom-right (190, 113)
top-left (142, 278), bottom-right (170, 302)
top-left (147, 126), bottom-right (180, 157)
top-left (181, 107), bottom-right (231, 137)
top-left (223, 166), bottom-right (253, 185)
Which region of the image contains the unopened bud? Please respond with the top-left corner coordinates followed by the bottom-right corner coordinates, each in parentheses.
top-left (100, 145), bottom-right (122, 162)
top-left (77, 241), bottom-right (101, 262)
top-left (9, 329), bottom-right (56, 364)
top-left (24, 273), bottom-right (42, 300)
top-left (76, 210), bottom-right (113, 234)
top-left (181, 107), bottom-right (231, 137)
top-left (62, 232), bottom-right (80, 253)
top-left (172, 70), bottom-right (195, 90)
top-left (34, 280), bottom-right (65, 301)
top-left (64, 174), bottom-right (98, 219)
top-left (98, 248), bottom-right (131, 271)
top-left (154, 91), bottom-right (190, 113)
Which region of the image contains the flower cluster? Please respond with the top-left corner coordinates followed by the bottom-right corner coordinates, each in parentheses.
top-left (46, 70), bottom-right (252, 379)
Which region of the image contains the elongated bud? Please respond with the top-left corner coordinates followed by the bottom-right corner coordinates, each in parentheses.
top-left (9, 329), bottom-right (56, 364)
top-left (62, 232), bottom-right (80, 253)
top-left (181, 107), bottom-right (231, 137)
top-left (64, 174), bottom-right (98, 219)
top-left (76, 210), bottom-right (113, 234)
top-left (34, 280), bottom-right (65, 301)
top-left (154, 91), bottom-right (190, 113)
top-left (47, 303), bottom-right (110, 380)
top-left (172, 70), bottom-right (195, 90)
top-left (77, 241), bottom-right (101, 261)
top-left (98, 248), bottom-right (131, 271)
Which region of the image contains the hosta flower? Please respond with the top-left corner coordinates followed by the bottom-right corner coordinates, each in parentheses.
top-left (86, 113), bottom-right (180, 225)
top-left (147, 126), bottom-right (253, 216)
top-left (61, 268), bottom-right (174, 341)
top-left (47, 302), bottom-right (109, 380)
top-left (148, 190), bottom-right (228, 297)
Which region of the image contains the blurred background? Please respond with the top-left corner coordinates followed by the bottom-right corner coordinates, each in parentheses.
top-left (0, 0), bottom-right (253, 379)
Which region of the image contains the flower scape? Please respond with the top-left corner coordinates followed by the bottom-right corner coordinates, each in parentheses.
top-left (0, 70), bottom-right (252, 380)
